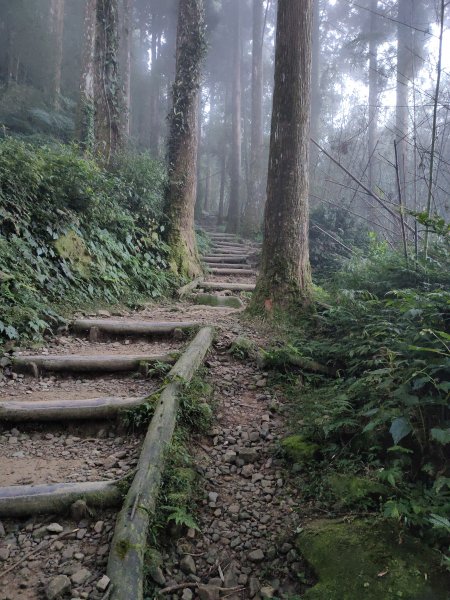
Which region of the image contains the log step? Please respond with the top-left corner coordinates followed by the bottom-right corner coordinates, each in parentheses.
top-left (208, 268), bottom-right (255, 276)
top-left (201, 281), bottom-right (256, 291)
top-left (204, 263), bottom-right (250, 269)
top-left (213, 242), bottom-right (248, 248)
top-left (192, 294), bottom-right (243, 308)
top-left (0, 396), bottom-right (147, 421)
top-left (72, 319), bottom-right (197, 336)
top-left (203, 255), bottom-right (249, 263)
top-left (0, 481), bottom-right (121, 518)
top-left (211, 248), bottom-right (248, 255)
top-left (12, 352), bottom-right (179, 375)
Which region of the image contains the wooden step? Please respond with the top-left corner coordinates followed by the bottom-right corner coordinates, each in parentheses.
top-left (211, 248), bottom-right (248, 255)
top-left (201, 281), bottom-right (256, 291)
top-left (213, 241), bottom-right (247, 247)
top-left (0, 481), bottom-right (121, 518)
top-left (204, 262), bottom-right (250, 269)
top-left (72, 319), bottom-right (197, 337)
top-left (0, 396), bottom-right (147, 421)
top-left (12, 351), bottom-right (179, 375)
top-left (208, 268), bottom-right (255, 276)
top-left (203, 255), bottom-right (249, 263)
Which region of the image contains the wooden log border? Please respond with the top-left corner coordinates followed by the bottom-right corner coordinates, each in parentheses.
top-left (107, 327), bottom-right (214, 600)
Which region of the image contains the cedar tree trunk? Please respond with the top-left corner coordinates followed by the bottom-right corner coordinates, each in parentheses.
top-left (226, 1), bottom-right (242, 234)
top-left (242, 0), bottom-right (264, 237)
top-left (165, 0), bottom-right (206, 278)
top-left (251, 0), bottom-right (313, 312)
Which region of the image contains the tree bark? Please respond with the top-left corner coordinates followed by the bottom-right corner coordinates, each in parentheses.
top-left (251, 0), bottom-right (313, 312)
top-left (242, 0), bottom-right (264, 237)
top-left (76, 0), bottom-right (97, 152)
top-left (94, 0), bottom-right (124, 163)
top-left (49, 0), bottom-right (66, 109)
top-left (165, 0), bottom-right (206, 278)
top-left (226, 1), bottom-right (242, 234)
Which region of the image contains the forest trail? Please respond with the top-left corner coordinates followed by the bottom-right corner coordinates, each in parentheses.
top-left (0, 230), bottom-right (304, 600)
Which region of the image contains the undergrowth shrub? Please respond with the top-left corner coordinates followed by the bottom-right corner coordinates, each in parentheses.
top-left (0, 138), bottom-right (175, 344)
top-left (273, 245), bottom-right (449, 563)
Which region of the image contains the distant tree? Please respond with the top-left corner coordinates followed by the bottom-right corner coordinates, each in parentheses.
top-left (165, 0), bottom-right (206, 277)
top-left (119, 0), bottom-right (133, 137)
top-left (226, 0), bottom-right (242, 234)
top-left (94, 0), bottom-right (124, 162)
top-left (49, 0), bottom-right (65, 109)
top-left (251, 0), bottom-right (313, 312)
top-left (242, 0), bottom-right (264, 237)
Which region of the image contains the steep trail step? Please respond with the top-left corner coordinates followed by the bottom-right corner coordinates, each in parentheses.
top-left (12, 351), bottom-right (178, 375)
top-left (72, 319), bottom-right (197, 337)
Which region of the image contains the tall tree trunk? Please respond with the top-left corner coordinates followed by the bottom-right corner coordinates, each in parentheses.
top-left (310, 0), bottom-right (321, 170)
top-left (149, 7), bottom-right (161, 154)
top-left (165, 0), bottom-right (206, 278)
top-left (95, 0), bottom-right (124, 163)
top-left (242, 0), bottom-right (264, 237)
top-left (119, 0), bottom-right (133, 137)
top-left (251, 0), bottom-right (313, 312)
top-left (218, 145), bottom-right (227, 225)
top-left (368, 0), bottom-right (379, 223)
top-left (395, 0), bottom-right (414, 212)
top-left (226, 2), bottom-right (242, 234)
top-left (49, 0), bottom-right (65, 109)
top-left (76, 0), bottom-right (97, 153)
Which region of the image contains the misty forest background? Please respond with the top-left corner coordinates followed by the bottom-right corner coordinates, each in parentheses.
top-left (0, 0), bottom-right (449, 580)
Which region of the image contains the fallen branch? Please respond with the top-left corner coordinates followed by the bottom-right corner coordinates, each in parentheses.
top-left (158, 583), bottom-right (243, 595)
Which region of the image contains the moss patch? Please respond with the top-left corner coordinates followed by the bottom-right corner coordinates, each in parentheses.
top-left (327, 474), bottom-right (389, 508)
top-left (54, 230), bottom-right (92, 277)
top-left (281, 435), bottom-right (319, 464)
top-left (297, 519), bottom-right (449, 599)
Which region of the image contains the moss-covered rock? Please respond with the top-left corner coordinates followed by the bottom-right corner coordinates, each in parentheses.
top-left (297, 519), bottom-right (449, 599)
top-left (54, 230), bottom-right (91, 277)
top-left (327, 474), bottom-right (388, 508)
top-left (281, 434), bottom-right (319, 464)
top-left (229, 335), bottom-right (257, 359)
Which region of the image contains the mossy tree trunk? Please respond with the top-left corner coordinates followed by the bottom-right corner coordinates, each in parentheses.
top-left (226, 0), bottom-right (242, 234)
top-left (250, 0), bottom-right (313, 313)
top-left (76, 0), bottom-right (97, 153)
top-left (94, 0), bottom-right (124, 164)
top-left (165, 0), bottom-right (206, 278)
top-left (119, 0), bottom-right (133, 138)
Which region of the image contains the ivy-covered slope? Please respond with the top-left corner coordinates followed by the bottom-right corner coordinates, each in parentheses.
top-left (0, 139), bottom-right (176, 345)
